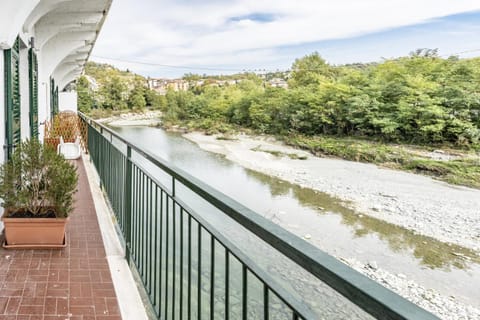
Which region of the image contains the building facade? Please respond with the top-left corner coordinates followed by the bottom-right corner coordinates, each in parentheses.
top-left (148, 78), bottom-right (190, 95)
top-left (0, 0), bottom-right (112, 161)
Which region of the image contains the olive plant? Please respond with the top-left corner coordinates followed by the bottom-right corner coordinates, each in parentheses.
top-left (0, 139), bottom-right (78, 218)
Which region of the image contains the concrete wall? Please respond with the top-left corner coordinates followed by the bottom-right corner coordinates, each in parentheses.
top-left (59, 91), bottom-right (77, 112)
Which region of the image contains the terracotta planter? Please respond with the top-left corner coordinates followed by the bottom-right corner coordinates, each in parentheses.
top-left (2, 215), bottom-right (68, 249)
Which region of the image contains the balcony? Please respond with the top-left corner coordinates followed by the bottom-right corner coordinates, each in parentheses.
top-left (0, 154), bottom-right (124, 319)
top-left (0, 113), bottom-right (439, 319)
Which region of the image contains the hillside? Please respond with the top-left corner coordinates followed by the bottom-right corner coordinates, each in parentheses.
top-left (77, 62), bottom-right (164, 115)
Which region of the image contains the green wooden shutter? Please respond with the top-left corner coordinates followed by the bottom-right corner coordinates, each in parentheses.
top-left (50, 77), bottom-right (54, 119)
top-left (29, 48), bottom-right (39, 139)
top-left (54, 85), bottom-right (59, 115)
top-left (50, 77), bottom-right (59, 119)
top-left (4, 37), bottom-right (21, 160)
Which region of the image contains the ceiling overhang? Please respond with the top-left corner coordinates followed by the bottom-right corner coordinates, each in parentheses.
top-left (24, 0), bottom-right (112, 89)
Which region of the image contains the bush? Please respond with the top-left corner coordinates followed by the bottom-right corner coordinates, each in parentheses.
top-left (0, 140), bottom-right (78, 218)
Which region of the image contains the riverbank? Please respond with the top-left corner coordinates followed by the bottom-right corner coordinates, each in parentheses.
top-left (182, 131), bottom-right (480, 319)
top-left (95, 110), bottom-right (162, 126)
top-left (183, 132), bottom-right (480, 252)
top-left (343, 258), bottom-right (480, 320)
top-left (183, 131), bottom-right (480, 318)
top-left (285, 135), bottom-right (480, 189)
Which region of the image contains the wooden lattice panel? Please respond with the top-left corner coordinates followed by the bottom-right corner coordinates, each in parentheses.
top-left (44, 111), bottom-right (87, 152)
top-left (77, 115), bottom-right (88, 152)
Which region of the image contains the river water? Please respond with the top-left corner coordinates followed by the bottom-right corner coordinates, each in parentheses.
top-left (111, 125), bottom-right (480, 311)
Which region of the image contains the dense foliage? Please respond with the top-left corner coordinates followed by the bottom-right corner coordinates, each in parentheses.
top-left (163, 52), bottom-right (480, 148)
top-left (82, 52), bottom-right (480, 148)
top-left (77, 62), bottom-right (165, 114)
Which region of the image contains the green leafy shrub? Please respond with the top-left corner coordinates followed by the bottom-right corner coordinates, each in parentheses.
top-left (404, 159), bottom-right (480, 188)
top-left (0, 139), bottom-right (78, 218)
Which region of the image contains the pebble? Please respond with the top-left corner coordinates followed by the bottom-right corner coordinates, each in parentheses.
top-left (367, 261), bottom-right (378, 270)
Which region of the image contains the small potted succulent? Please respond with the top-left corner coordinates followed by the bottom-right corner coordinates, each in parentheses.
top-left (0, 139), bottom-right (78, 248)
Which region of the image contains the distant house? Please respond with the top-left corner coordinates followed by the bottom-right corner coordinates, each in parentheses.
top-left (147, 78), bottom-right (189, 95)
top-left (204, 79), bottom-right (242, 87)
top-left (147, 77), bottom-right (245, 94)
top-left (268, 78), bottom-right (288, 89)
top-left (194, 80), bottom-right (205, 86)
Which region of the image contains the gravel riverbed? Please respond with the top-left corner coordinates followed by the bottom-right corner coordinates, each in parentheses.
top-left (183, 132), bottom-right (480, 319)
top-left (184, 132), bottom-right (480, 252)
top-left (97, 111), bottom-right (162, 127)
top-left (343, 258), bottom-right (480, 320)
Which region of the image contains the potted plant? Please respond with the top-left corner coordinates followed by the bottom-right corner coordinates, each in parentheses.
top-left (0, 139), bottom-right (78, 248)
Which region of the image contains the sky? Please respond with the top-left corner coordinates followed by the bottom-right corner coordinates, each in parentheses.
top-left (91, 0), bottom-right (480, 78)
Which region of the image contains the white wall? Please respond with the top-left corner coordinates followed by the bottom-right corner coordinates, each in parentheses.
top-left (37, 55), bottom-right (49, 141)
top-left (0, 0), bottom-right (39, 48)
top-left (59, 91), bottom-right (77, 112)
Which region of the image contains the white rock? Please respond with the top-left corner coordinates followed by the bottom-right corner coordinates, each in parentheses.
top-left (367, 261), bottom-right (378, 270)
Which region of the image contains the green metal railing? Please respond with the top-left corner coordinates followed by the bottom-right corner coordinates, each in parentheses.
top-left (79, 113), bottom-right (438, 320)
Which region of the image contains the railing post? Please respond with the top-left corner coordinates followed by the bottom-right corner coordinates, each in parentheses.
top-left (125, 146), bottom-right (133, 263)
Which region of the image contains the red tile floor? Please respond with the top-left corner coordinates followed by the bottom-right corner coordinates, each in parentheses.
top-left (0, 158), bottom-right (122, 320)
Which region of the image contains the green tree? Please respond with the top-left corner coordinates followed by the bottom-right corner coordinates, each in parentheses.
top-left (128, 80), bottom-right (147, 109)
top-left (164, 90), bottom-right (194, 121)
top-left (76, 76), bottom-right (94, 113)
top-left (100, 76), bottom-right (127, 110)
top-left (289, 52), bottom-right (334, 88)
top-left (145, 89), bottom-right (166, 109)
top-left (83, 56), bottom-right (480, 148)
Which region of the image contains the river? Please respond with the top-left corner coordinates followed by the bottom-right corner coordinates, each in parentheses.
top-left (111, 125), bottom-right (480, 315)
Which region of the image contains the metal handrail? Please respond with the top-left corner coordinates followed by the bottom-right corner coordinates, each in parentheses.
top-left (79, 112), bottom-right (438, 320)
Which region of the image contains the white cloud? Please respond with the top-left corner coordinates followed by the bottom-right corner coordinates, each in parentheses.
top-left (92, 0), bottom-right (480, 77)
